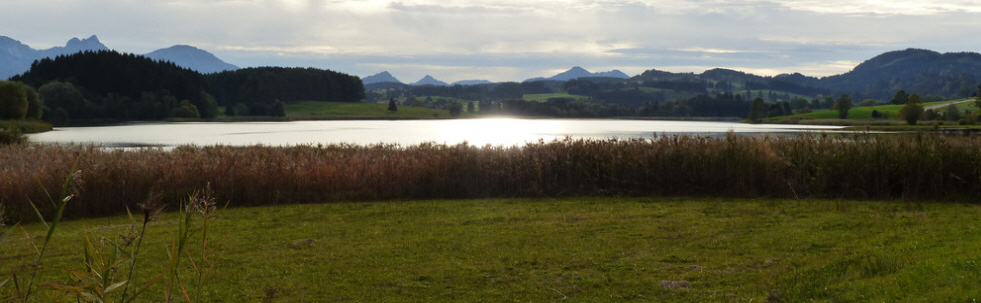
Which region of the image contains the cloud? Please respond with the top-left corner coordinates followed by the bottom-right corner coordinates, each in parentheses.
top-left (2, 0), bottom-right (981, 82)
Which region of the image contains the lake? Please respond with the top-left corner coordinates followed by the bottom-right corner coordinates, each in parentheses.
top-left (28, 118), bottom-right (844, 148)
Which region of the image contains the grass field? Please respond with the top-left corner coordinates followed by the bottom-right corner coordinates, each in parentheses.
top-left (766, 99), bottom-right (971, 122)
top-left (285, 101), bottom-right (467, 119)
top-left (3, 198), bottom-right (981, 302)
top-left (522, 92), bottom-right (591, 102)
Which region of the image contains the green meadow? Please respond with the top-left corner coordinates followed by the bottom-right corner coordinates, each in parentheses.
top-left (765, 99), bottom-right (974, 123)
top-left (285, 101), bottom-right (466, 119)
top-left (5, 130), bottom-right (981, 302)
top-left (522, 92), bottom-right (591, 102)
top-left (4, 198), bottom-right (981, 302)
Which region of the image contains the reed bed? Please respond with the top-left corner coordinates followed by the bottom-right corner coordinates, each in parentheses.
top-left (2, 133), bottom-right (981, 221)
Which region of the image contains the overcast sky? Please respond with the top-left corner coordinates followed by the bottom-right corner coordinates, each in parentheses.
top-left (3, 0), bottom-right (981, 83)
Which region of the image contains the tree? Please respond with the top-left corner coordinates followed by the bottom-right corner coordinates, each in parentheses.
top-left (890, 90), bottom-right (909, 105)
top-left (448, 101), bottom-right (463, 117)
top-left (197, 92), bottom-right (219, 119)
top-left (0, 81), bottom-right (28, 120)
top-left (747, 97), bottom-right (765, 123)
top-left (832, 94), bottom-right (852, 119)
top-left (170, 100), bottom-right (201, 119)
top-left (871, 109), bottom-right (881, 119)
top-left (270, 100), bottom-right (287, 117)
top-left (898, 94), bottom-right (924, 125)
top-left (976, 81), bottom-right (981, 109)
top-left (945, 104), bottom-right (961, 121)
top-left (388, 98), bottom-right (398, 112)
top-left (21, 83), bottom-right (42, 120)
top-left (39, 81), bottom-right (88, 122)
top-left (232, 103), bottom-right (250, 116)
top-left (466, 101), bottom-right (475, 113)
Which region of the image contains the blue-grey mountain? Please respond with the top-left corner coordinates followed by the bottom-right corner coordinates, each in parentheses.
top-left (0, 35), bottom-right (237, 79)
top-left (451, 80), bottom-right (494, 86)
top-left (144, 45), bottom-right (238, 74)
top-left (0, 35), bottom-right (109, 79)
top-left (412, 75), bottom-right (448, 86)
top-left (361, 71), bottom-right (402, 85)
top-left (524, 66), bottom-right (631, 82)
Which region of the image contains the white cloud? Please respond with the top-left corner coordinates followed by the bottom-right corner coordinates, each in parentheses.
top-left (2, 0), bottom-right (981, 82)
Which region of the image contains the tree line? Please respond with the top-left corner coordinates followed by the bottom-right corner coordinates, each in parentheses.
top-left (3, 51), bottom-right (364, 124)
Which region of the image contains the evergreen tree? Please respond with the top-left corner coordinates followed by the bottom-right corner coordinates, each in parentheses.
top-left (388, 98), bottom-right (398, 112)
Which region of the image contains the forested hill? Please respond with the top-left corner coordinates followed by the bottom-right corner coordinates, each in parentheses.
top-left (10, 50), bottom-right (364, 124)
top-left (207, 67), bottom-right (365, 116)
top-left (776, 49), bottom-right (981, 100)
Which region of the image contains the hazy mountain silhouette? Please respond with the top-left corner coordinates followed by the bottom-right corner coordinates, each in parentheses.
top-left (145, 45), bottom-right (238, 74)
top-left (362, 71), bottom-right (403, 84)
top-left (452, 80), bottom-right (494, 86)
top-left (524, 66), bottom-right (631, 82)
top-left (1, 35), bottom-right (237, 79)
top-left (412, 75), bottom-right (449, 86)
top-left (0, 35), bottom-right (109, 79)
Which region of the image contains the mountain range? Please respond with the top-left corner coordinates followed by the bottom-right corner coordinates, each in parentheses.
top-left (362, 66), bottom-right (630, 88)
top-left (0, 35), bottom-right (237, 79)
top-left (628, 48), bottom-right (981, 100)
top-left (4, 35), bottom-right (981, 101)
top-left (524, 66), bottom-right (630, 82)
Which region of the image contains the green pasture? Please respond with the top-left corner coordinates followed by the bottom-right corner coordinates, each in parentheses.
top-left (767, 99), bottom-right (973, 122)
top-left (522, 93), bottom-right (591, 102)
top-left (4, 198), bottom-right (981, 302)
top-left (286, 101), bottom-right (465, 119)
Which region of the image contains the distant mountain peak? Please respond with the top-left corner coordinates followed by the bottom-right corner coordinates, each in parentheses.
top-left (362, 71), bottom-right (403, 84)
top-left (525, 66), bottom-right (631, 82)
top-left (1, 35), bottom-right (110, 79)
top-left (451, 79), bottom-right (493, 86)
top-left (57, 35), bottom-right (109, 53)
top-left (145, 45), bottom-right (238, 74)
top-left (66, 35), bottom-right (103, 48)
top-left (412, 75), bottom-right (448, 86)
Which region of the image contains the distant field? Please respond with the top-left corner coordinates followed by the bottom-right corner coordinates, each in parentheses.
top-left (286, 101), bottom-right (464, 119)
top-left (5, 198), bottom-right (981, 302)
top-left (766, 99), bottom-right (969, 122)
top-left (522, 92), bottom-right (591, 102)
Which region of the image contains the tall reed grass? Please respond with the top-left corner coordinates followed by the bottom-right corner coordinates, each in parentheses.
top-left (3, 133), bottom-right (981, 221)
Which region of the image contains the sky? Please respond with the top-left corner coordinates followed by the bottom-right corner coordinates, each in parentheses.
top-left (2, 0), bottom-right (981, 83)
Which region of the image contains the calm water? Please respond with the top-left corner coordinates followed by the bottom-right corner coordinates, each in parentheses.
top-left (28, 118), bottom-right (843, 148)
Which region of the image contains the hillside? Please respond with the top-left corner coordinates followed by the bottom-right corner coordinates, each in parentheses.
top-left (10, 51), bottom-right (364, 124)
top-left (780, 49), bottom-right (981, 100)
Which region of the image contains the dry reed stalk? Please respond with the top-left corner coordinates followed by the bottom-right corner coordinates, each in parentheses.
top-left (2, 134), bottom-right (981, 222)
